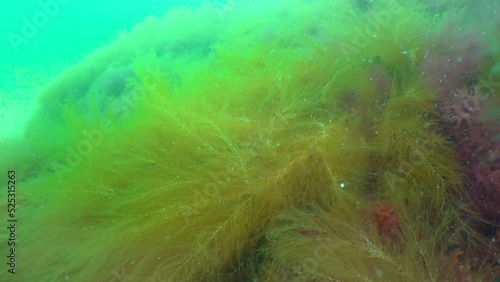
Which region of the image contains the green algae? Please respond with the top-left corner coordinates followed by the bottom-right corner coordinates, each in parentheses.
top-left (1, 0), bottom-right (497, 281)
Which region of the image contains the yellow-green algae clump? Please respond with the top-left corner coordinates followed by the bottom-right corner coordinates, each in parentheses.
top-left (0, 0), bottom-right (494, 281)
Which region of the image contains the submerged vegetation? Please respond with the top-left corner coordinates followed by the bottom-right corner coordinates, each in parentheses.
top-left (1, 0), bottom-right (499, 281)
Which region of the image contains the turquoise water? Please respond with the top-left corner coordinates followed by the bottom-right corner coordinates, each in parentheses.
top-left (0, 0), bottom-right (210, 65)
top-left (0, 0), bottom-right (229, 139)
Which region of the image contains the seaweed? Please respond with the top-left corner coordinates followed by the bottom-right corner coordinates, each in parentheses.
top-left (4, 0), bottom-right (499, 281)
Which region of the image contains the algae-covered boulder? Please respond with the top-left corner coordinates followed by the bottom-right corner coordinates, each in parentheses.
top-left (1, 0), bottom-right (498, 281)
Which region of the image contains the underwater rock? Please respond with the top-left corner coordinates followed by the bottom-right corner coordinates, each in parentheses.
top-left (156, 40), bottom-right (214, 58)
top-left (6, 0), bottom-right (500, 281)
top-left (93, 66), bottom-right (133, 98)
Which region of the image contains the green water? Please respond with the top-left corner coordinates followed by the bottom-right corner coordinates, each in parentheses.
top-left (1, 0), bottom-right (499, 281)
